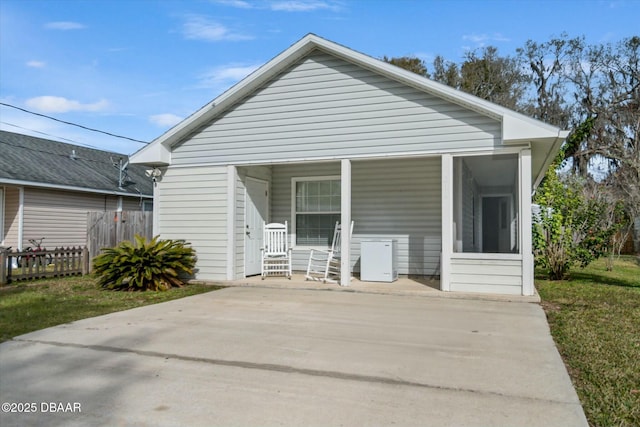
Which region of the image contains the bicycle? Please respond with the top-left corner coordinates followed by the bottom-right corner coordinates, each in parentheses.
top-left (17, 238), bottom-right (52, 268)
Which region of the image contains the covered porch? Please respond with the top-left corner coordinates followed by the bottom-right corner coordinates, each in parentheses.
top-left (231, 148), bottom-right (534, 296)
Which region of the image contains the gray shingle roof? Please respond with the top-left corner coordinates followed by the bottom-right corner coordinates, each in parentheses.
top-left (0, 130), bottom-right (153, 197)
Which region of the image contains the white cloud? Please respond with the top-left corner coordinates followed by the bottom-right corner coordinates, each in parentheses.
top-left (149, 113), bottom-right (183, 127)
top-left (198, 63), bottom-right (261, 88)
top-left (269, 0), bottom-right (339, 11)
top-left (216, 0), bottom-right (342, 12)
top-left (215, 0), bottom-right (254, 8)
top-left (462, 33), bottom-right (510, 46)
top-left (26, 60), bottom-right (46, 68)
top-left (182, 15), bottom-right (252, 41)
top-left (45, 21), bottom-right (86, 30)
top-left (25, 96), bottom-right (109, 113)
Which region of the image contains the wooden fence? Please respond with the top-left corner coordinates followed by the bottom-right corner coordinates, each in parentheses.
top-left (0, 247), bottom-right (89, 285)
top-left (86, 211), bottom-right (153, 260)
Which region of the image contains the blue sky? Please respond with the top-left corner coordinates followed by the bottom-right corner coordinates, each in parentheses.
top-left (1, 0), bottom-right (638, 155)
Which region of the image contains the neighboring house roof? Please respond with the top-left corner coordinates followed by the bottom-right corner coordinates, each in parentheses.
top-left (131, 33), bottom-right (568, 188)
top-left (0, 130), bottom-right (153, 197)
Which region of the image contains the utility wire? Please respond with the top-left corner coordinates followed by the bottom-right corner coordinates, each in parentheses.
top-left (0, 102), bottom-right (150, 144)
top-left (0, 120), bottom-right (102, 149)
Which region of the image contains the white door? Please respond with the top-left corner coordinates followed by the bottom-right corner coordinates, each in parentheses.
top-left (245, 178), bottom-right (268, 276)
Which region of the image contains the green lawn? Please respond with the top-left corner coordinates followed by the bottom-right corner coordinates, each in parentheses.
top-left (536, 255), bottom-right (640, 427)
top-left (0, 276), bottom-right (222, 343)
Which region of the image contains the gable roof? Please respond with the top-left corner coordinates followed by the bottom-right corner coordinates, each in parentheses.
top-left (0, 130), bottom-right (153, 197)
top-left (131, 33), bottom-right (568, 188)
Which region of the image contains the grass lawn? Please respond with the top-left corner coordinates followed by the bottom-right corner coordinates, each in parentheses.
top-left (0, 276), bottom-right (222, 343)
top-left (536, 255), bottom-right (640, 427)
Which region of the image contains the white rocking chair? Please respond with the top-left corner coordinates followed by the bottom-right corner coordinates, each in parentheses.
top-left (261, 222), bottom-right (292, 279)
top-left (305, 221), bottom-right (354, 283)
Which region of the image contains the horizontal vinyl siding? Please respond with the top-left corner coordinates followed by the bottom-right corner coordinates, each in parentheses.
top-left (450, 257), bottom-right (522, 295)
top-left (268, 157), bottom-right (441, 276)
top-left (22, 188), bottom-right (119, 248)
top-left (157, 165), bottom-right (228, 280)
top-left (172, 51), bottom-right (500, 165)
top-left (3, 187), bottom-right (20, 247)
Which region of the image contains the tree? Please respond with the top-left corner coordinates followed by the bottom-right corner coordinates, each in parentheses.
top-left (459, 46), bottom-right (529, 110)
top-left (517, 34), bottom-right (575, 128)
top-left (381, 55), bottom-right (429, 77)
top-left (431, 55), bottom-right (460, 88)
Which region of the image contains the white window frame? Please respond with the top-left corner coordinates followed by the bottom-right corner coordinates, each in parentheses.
top-left (291, 175), bottom-right (340, 249)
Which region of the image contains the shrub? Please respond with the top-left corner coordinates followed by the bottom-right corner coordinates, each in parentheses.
top-left (533, 170), bottom-right (617, 280)
top-left (93, 235), bottom-right (197, 291)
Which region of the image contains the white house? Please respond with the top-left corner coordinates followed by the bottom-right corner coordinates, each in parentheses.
top-left (131, 34), bottom-right (567, 295)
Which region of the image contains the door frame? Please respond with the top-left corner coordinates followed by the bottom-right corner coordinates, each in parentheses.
top-left (244, 177), bottom-right (269, 277)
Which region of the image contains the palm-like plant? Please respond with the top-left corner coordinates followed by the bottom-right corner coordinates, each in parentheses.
top-left (93, 235), bottom-right (197, 291)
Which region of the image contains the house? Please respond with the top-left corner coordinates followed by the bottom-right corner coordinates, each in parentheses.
top-left (130, 34), bottom-right (568, 296)
top-left (1, 130), bottom-right (153, 250)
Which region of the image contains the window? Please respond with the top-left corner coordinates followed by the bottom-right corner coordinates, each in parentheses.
top-left (292, 177), bottom-right (340, 246)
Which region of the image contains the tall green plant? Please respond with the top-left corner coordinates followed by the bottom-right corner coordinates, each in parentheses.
top-left (533, 169), bottom-right (617, 279)
top-left (93, 235), bottom-right (197, 291)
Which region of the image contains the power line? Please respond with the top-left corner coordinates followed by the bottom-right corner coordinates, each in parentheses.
top-left (0, 121), bottom-right (102, 149)
top-left (0, 102), bottom-right (150, 144)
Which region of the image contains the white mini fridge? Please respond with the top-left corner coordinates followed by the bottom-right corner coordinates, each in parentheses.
top-left (360, 239), bottom-right (398, 282)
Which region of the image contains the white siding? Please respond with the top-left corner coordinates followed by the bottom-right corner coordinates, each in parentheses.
top-left (157, 165), bottom-right (228, 280)
top-left (172, 51), bottom-right (500, 166)
top-left (449, 256), bottom-right (522, 295)
top-left (267, 157), bottom-right (441, 276)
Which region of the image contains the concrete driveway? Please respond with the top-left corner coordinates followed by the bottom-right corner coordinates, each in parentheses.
top-left (0, 286), bottom-right (587, 426)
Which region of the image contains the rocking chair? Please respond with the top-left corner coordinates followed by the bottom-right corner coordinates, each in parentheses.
top-left (305, 221), bottom-right (354, 283)
top-left (261, 222), bottom-right (292, 279)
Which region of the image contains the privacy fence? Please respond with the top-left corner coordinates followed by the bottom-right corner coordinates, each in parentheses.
top-left (86, 210), bottom-right (153, 259)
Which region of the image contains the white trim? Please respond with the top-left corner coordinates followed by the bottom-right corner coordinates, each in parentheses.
top-left (441, 154), bottom-right (453, 292)
top-left (340, 159), bottom-right (351, 287)
top-left (17, 187), bottom-right (24, 250)
top-left (520, 149), bottom-right (534, 296)
top-left (0, 179), bottom-right (152, 198)
top-left (226, 166), bottom-right (237, 280)
top-left (451, 252), bottom-right (522, 261)
top-left (290, 175), bottom-right (341, 248)
top-left (148, 145), bottom-right (532, 170)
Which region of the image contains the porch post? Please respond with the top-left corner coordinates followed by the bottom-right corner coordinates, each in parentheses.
top-left (520, 149), bottom-right (534, 296)
top-left (152, 178), bottom-right (160, 237)
top-left (441, 154), bottom-right (453, 291)
top-left (226, 165), bottom-right (237, 280)
top-left (340, 159), bottom-right (352, 287)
